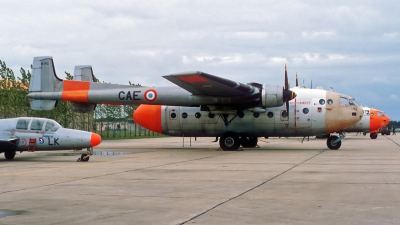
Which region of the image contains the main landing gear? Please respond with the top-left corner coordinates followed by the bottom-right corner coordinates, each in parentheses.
top-left (219, 131), bottom-right (258, 151)
top-left (77, 147), bottom-right (92, 162)
top-left (217, 112), bottom-right (259, 151)
top-left (4, 151), bottom-right (16, 160)
top-left (326, 132), bottom-right (345, 150)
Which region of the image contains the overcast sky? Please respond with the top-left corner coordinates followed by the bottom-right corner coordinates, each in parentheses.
top-left (1, 0), bottom-right (399, 120)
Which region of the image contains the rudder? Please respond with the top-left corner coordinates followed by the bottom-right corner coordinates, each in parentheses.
top-left (29, 56), bottom-right (63, 110)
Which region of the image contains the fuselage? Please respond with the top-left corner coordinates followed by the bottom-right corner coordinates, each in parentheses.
top-left (0, 117), bottom-right (101, 152)
top-left (134, 87), bottom-right (364, 137)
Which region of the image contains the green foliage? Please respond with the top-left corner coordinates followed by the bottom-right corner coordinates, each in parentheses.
top-left (389, 121), bottom-right (400, 128)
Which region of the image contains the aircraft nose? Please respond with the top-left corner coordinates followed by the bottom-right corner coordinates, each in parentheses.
top-left (133, 104), bottom-right (163, 133)
top-left (90, 133), bottom-right (102, 147)
top-left (384, 116), bottom-right (390, 126)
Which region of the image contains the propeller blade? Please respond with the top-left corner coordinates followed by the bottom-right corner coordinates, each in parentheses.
top-left (283, 65), bottom-right (297, 118)
top-left (284, 64), bottom-right (289, 90)
top-left (296, 72), bottom-right (298, 87)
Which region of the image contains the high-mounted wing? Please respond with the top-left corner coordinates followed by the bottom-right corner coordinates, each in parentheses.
top-left (163, 71), bottom-right (254, 97)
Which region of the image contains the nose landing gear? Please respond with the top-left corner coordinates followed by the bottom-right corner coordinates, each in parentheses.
top-left (327, 132), bottom-right (345, 150)
top-left (77, 147), bottom-right (92, 162)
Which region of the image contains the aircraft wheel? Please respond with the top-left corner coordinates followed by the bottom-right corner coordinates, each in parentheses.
top-left (327, 136), bottom-right (341, 150)
top-left (80, 154), bottom-right (90, 162)
top-left (220, 131), bottom-right (240, 151)
top-left (240, 136), bottom-right (258, 148)
top-left (4, 151), bottom-right (16, 160)
top-left (370, 133), bottom-right (378, 139)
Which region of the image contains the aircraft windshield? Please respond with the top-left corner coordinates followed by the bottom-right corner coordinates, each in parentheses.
top-left (349, 98), bottom-right (359, 106)
top-left (340, 96), bottom-right (359, 106)
top-left (44, 120), bottom-right (61, 132)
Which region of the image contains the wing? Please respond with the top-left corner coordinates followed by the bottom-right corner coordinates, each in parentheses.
top-left (163, 71), bottom-right (254, 97)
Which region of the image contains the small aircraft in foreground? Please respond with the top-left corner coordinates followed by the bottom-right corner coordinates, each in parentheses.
top-left (345, 107), bottom-right (390, 139)
top-left (0, 117), bottom-right (101, 161)
top-left (27, 56), bottom-right (363, 150)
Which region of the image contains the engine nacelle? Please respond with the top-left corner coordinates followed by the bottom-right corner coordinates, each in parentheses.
top-left (262, 84), bottom-right (284, 108)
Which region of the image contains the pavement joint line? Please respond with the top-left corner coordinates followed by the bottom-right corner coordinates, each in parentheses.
top-left (179, 148), bottom-right (328, 225)
top-left (384, 136), bottom-right (400, 147)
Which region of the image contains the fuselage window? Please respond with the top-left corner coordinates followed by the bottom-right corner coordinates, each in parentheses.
top-left (319, 99), bottom-right (325, 105)
top-left (327, 99), bottom-right (333, 105)
top-left (170, 112), bottom-right (177, 119)
top-left (267, 112), bottom-right (274, 118)
top-left (182, 112), bottom-right (188, 119)
top-left (195, 112), bottom-right (201, 118)
top-left (303, 108), bottom-right (309, 114)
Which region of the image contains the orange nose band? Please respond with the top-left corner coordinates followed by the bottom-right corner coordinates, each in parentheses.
top-left (133, 104), bottom-right (163, 133)
top-left (90, 133), bottom-right (102, 147)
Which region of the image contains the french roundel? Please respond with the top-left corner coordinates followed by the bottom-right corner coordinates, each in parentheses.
top-left (144, 89), bottom-right (157, 102)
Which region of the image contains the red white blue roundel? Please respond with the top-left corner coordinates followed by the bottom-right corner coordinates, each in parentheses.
top-left (144, 89), bottom-right (157, 102)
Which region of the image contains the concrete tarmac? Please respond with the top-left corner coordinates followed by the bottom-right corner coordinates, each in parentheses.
top-left (1, 133), bottom-right (400, 225)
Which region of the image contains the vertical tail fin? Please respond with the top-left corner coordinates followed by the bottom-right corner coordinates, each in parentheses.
top-left (29, 56), bottom-right (63, 110)
top-left (71, 65), bottom-right (97, 113)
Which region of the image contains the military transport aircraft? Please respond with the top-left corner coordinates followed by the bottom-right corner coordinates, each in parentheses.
top-left (345, 107), bottom-right (390, 139)
top-left (0, 117), bottom-right (101, 161)
top-left (27, 56), bottom-right (363, 150)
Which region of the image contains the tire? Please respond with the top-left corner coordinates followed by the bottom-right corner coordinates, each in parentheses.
top-left (80, 154), bottom-right (90, 162)
top-left (240, 136), bottom-right (258, 148)
top-left (4, 151), bottom-right (16, 160)
top-left (219, 131), bottom-right (240, 151)
top-left (327, 136), bottom-right (341, 150)
top-left (370, 133), bottom-right (378, 139)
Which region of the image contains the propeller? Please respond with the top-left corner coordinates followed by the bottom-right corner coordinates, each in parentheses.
top-left (295, 72), bottom-right (298, 87)
top-left (282, 64), bottom-right (297, 115)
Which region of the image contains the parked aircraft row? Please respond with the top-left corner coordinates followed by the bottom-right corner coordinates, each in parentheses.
top-left (1, 56), bottom-right (390, 162)
top-left (26, 56), bottom-right (383, 151)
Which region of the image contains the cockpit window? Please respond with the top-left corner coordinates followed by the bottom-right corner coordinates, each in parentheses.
top-left (340, 96), bottom-right (359, 106)
top-left (16, 118), bottom-right (31, 130)
top-left (30, 119), bottom-right (45, 131)
top-left (340, 97), bottom-right (348, 106)
top-left (349, 98), bottom-right (359, 106)
top-left (44, 120), bottom-right (60, 132)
